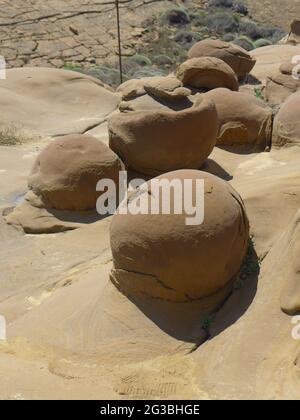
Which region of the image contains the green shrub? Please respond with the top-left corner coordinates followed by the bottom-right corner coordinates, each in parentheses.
top-left (233, 35), bottom-right (255, 51)
top-left (130, 54), bottom-right (152, 67)
top-left (206, 12), bottom-right (239, 34)
top-left (254, 38), bottom-right (272, 48)
top-left (153, 54), bottom-right (173, 66)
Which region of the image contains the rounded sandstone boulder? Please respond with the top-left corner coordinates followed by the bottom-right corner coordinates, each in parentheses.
top-left (29, 134), bottom-right (123, 211)
top-left (108, 97), bottom-right (218, 176)
top-left (188, 39), bottom-right (256, 80)
top-left (203, 88), bottom-right (273, 148)
top-left (265, 61), bottom-right (300, 106)
top-left (110, 170), bottom-right (249, 302)
top-left (273, 91), bottom-right (300, 148)
top-left (176, 57), bottom-right (239, 91)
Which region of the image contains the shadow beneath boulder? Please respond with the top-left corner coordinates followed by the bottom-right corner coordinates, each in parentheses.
top-left (201, 158), bottom-right (233, 180)
top-left (242, 74), bottom-right (262, 86)
top-left (217, 144), bottom-right (264, 155)
top-left (119, 241), bottom-right (259, 346)
top-left (208, 240), bottom-right (260, 339)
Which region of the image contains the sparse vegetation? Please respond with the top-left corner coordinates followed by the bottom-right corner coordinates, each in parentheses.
top-left (254, 87), bottom-right (265, 101)
top-left (0, 125), bottom-right (23, 146)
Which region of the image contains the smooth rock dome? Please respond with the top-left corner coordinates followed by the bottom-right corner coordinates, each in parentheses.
top-left (28, 134), bottom-right (123, 211)
top-left (273, 91), bottom-right (300, 147)
top-left (110, 170), bottom-right (249, 302)
top-left (108, 97), bottom-right (218, 176)
top-left (265, 61), bottom-right (300, 106)
top-left (188, 39), bottom-right (256, 80)
top-left (203, 88), bottom-right (273, 148)
top-left (176, 57), bottom-right (239, 91)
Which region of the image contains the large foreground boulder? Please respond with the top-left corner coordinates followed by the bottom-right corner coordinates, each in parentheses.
top-left (265, 61), bottom-right (300, 106)
top-left (108, 97), bottom-right (218, 176)
top-left (273, 91), bottom-right (300, 148)
top-left (188, 39), bottom-right (256, 80)
top-left (110, 170), bottom-right (249, 303)
top-left (176, 57), bottom-right (239, 91)
top-left (0, 67), bottom-right (120, 137)
top-left (203, 88), bottom-right (273, 148)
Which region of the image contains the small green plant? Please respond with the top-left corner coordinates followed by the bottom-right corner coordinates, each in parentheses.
top-left (254, 87), bottom-right (265, 101)
top-left (235, 238), bottom-right (260, 290)
top-left (202, 314), bottom-right (216, 333)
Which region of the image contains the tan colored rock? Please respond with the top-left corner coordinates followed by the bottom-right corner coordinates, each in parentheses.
top-left (251, 44), bottom-right (300, 83)
top-left (0, 67), bottom-right (120, 137)
top-left (203, 88), bottom-right (272, 148)
top-left (273, 91), bottom-right (300, 147)
top-left (117, 76), bottom-right (191, 102)
top-left (188, 39), bottom-right (256, 80)
top-left (110, 170), bottom-right (249, 303)
top-left (265, 61), bottom-right (300, 106)
top-left (176, 57), bottom-right (239, 91)
top-left (28, 134), bottom-right (123, 211)
top-left (108, 96), bottom-right (218, 176)
top-left (116, 78), bottom-right (148, 100)
top-left (143, 77), bottom-right (191, 101)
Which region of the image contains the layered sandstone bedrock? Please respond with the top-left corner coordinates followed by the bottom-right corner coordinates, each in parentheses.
top-left (265, 61), bottom-right (300, 106)
top-left (273, 91), bottom-right (300, 148)
top-left (176, 57), bottom-right (239, 91)
top-left (188, 39), bottom-right (256, 80)
top-left (108, 97), bottom-right (218, 176)
top-left (203, 88), bottom-right (273, 148)
top-left (110, 170), bottom-right (249, 302)
top-left (28, 134), bottom-right (123, 211)
top-left (0, 67), bottom-right (119, 137)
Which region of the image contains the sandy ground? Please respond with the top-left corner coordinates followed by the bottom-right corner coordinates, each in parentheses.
top-left (1, 139), bottom-right (300, 400)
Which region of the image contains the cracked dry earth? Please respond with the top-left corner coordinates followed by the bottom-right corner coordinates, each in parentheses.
top-left (0, 0), bottom-right (191, 69)
top-left (1, 0), bottom-right (298, 70)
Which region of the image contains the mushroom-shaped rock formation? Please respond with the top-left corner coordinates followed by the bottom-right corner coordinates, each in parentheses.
top-left (176, 57), bottom-right (239, 91)
top-left (188, 39), bottom-right (256, 80)
top-left (203, 88), bottom-right (273, 149)
top-left (110, 170), bottom-right (249, 304)
top-left (265, 61), bottom-right (300, 106)
top-left (108, 97), bottom-right (218, 176)
top-left (5, 134), bottom-right (123, 233)
top-left (29, 134), bottom-right (123, 211)
top-left (273, 91), bottom-right (300, 148)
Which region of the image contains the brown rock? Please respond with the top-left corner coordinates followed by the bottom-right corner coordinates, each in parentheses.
top-left (176, 57), bottom-right (239, 91)
top-left (108, 96), bottom-right (218, 176)
top-left (203, 88), bottom-right (272, 148)
top-left (110, 170), bottom-right (249, 303)
top-left (188, 39), bottom-right (256, 80)
top-left (265, 61), bottom-right (300, 106)
top-left (29, 134), bottom-right (123, 211)
top-left (273, 90), bottom-right (300, 147)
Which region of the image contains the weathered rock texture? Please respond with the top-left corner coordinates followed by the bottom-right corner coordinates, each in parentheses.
top-left (110, 170), bottom-right (249, 303)
top-left (108, 96), bottom-right (218, 175)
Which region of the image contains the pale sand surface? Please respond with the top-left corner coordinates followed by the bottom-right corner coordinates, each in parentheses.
top-left (1, 141), bottom-right (300, 400)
